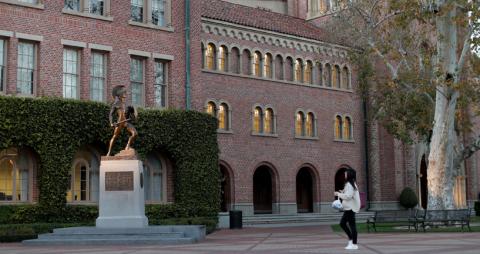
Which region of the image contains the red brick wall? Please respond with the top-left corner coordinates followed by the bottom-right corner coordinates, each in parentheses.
top-left (0, 1), bottom-right (186, 109)
top-left (194, 30), bottom-right (366, 205)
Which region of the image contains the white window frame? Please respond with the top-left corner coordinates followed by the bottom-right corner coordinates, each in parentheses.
top-left (130, 56), bottom-right (145, 107)
top-left (153, 59), bottom-right (168, 108)
top-left (63, 47), bottom-right (81, 99)
top-left (16, 41), bottom-right (37, 96)
top-left (90, 51), bottom-right (107, 102)
top-left (0, 38), bottom-right (6, 94)
top-left (129, 0), bottom-right (172, 30)
top-left (63, 0), bottom-right (112, 20)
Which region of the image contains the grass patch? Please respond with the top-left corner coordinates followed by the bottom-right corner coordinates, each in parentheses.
top-left (332, 217), bottom-right (480, 233)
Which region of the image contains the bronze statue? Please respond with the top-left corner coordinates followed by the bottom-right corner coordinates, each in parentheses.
top-left (106, 85), bottom-right (138, 156)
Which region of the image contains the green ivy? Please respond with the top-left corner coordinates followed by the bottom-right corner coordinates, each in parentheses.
top-left (0, 96), bottom-right (220, 220)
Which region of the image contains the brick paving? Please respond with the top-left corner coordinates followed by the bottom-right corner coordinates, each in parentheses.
top-left (0, 225), bottom-right (479, 254)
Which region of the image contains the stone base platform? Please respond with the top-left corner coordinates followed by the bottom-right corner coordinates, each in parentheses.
top-left (23, 225), bottom-right (205, 245)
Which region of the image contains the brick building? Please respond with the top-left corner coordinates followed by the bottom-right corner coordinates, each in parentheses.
top-left (0, 0), bottom-right (478, 217)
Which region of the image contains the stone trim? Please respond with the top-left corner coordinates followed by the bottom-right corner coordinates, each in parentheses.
top-left (128, 49), bottom-right (151, 58)
top-left (88, 43), bottom-right (113, 52)
top-left (128, 21), bottom-right (174, 32)
top-left (0, 30), bottom-right (14, 37)
top-left (0, 0), bottom-right (44, 9)
top-left (202, 18), bottom-right (352, 58)
top-left (16, 32), bottom-right (43, 42)
top-left (62, 9), bottom-right (114, 22)
top-left (61, 39), bottom-right (86, 48)
top-left (152, 53), bottom-right (174, 61)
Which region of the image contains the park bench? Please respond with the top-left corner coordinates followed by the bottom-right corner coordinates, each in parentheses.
top-left (366, 209), bottom-right (418, 232)
top-left (417, 209), bottom-right (471, 232)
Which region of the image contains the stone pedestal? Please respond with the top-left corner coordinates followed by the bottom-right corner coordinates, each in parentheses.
top-left (96, 150), bottom-right (148, 228)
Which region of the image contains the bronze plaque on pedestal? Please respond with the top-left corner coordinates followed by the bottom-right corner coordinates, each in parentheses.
top-left (105, 171), bottom-right (134, 191)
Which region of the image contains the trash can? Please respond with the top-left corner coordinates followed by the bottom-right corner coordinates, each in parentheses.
top-left (229, 210), bottom-right (242, 229)
top-left (360, 192), bottom-right (367, 209)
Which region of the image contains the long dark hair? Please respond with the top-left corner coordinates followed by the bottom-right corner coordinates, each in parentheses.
top-left (345, 168), bottom-right (357, 191)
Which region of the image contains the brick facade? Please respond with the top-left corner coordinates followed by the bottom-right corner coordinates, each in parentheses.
top-left (0, 0), bottom-right (478, 214)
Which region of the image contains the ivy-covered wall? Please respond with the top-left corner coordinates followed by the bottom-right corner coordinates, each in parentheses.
top-left (0, 96), bottom-right (220, 219)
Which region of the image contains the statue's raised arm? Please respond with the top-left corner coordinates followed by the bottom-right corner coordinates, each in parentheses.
top-left (106, 85), bottom-right (138, 156)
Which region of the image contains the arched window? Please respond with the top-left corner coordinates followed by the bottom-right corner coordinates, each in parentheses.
top-left (304, 61), bottom-right (313, 84)
top-left (286, 57), bottom-right (294, 81)
top-left (68, 148), bottom-right (100, 203)
top-left (321, 0), bottom-right (330, 13)
top-left (264, 53), bottom-right (272, 78)
top-left (231, 47), bottom-right (240, 74)
top-left (253, 51), bottom-right (262, 77)
top-left (332, 65), bottom-right (341, 88)
top-left (253, 107), bottom-right (263, 133)
top-left (275, 55), bottom-right (284, 80)
top-left (144, 153), bottom-right (165, 202)
top-left (294, 59), bottom-right (303, 82)
top-left (325, 64), bottom-right (332, 87)
top-left (0, 148), bottom-right (34, 202)
top-left (310, 0), bottom-right (319, 13)
top-left (218, 46), bottom-right (227, 72)
top-left (242, 49), bottom-right (251, 75)
top-left (343, 116), bottom-right (352, 140)
top-left (342, 66), bottom-right (350, 89)
top-left (317, 63), bottom-right (323, 86)
top-left (335, 115), bottom-right (343, 139)
top-left (218, 103), bottom-right (229, 131)
top-left (296, 111), bottom-right (305, 136)
top-left (264, 108), bottom-right (274, 134)
top-left (206, 43), bottom-right (216, 70)
top-left (306, 112), bottom-right (315, 137)
top-left (206, 101), bottom-right (216, 117)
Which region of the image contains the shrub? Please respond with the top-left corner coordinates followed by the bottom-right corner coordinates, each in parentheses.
top-left (475, 201), bottom-right (480, 216)
top-left (399, 187), bottom-right (418, 209)
top-left (0, 223), bottom-right (89, 242)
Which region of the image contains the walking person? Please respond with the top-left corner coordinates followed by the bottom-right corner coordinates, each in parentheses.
top-left (334, 168), bottom-right (361, 250)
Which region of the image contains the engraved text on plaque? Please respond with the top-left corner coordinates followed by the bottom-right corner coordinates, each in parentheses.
top-left (105, 171), bottom-right (134, 191)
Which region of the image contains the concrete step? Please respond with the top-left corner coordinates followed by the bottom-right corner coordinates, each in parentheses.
top-left (38, 232), bottom-right (185, 240)
top-left (23, 237), bottom-right (195, 245)
top-left (52, 226), bottom-right (174, 234)
top-left (23, 225), bottom-right (205, 246)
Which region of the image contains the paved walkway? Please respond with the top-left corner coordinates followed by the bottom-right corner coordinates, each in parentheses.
top-left (0, 225), bottom-right (479, 254)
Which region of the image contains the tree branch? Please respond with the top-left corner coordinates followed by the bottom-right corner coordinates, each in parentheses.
top-left (457, 24), bottom-right (473, 75)
top-left (454, 135), bottom-right (480, 170)
top-left (396, 80), bottom-right (435, 104)
top-left (373, 11), bottom-right (402, 29)
top-left (368, 40), bottom-right (399, 78)
top-left (369, 0), bottom-right (381, 18)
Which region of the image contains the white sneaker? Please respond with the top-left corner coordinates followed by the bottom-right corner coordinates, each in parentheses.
top-left (345, 240), bottom-right (353, 249)
top-left (345, 244), bottom-right (358, 250)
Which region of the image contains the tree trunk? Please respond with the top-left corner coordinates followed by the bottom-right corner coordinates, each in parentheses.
top-left (427, 4), bottom-right (458, 210)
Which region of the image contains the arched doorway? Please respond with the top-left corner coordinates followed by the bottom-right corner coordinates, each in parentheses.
top-left (253, 166), bottom-right (273, 214)
top-left (335, 168), bottom-right (348, 192)
top-left (296, 167), bottom-right (313, 213)
top-left (420, 155), bottom-right (428, 209)
top-left (220, 164), bottom-right (232, 212)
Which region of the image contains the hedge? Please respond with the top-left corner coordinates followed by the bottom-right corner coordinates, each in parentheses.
top-left (0, 96), bottom-right (220, 221)
top-left (0, 204), bottom-right (217, 241)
